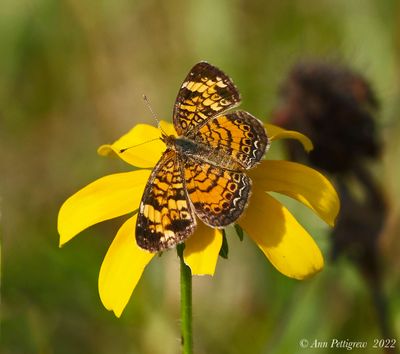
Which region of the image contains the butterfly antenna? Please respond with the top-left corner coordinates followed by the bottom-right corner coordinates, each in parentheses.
top-left (143, 94), bottom-right (167, 136)
top-left (120, 95), bottom-right (168, 154)
top-left (119, 137), bottom-right (160, 153)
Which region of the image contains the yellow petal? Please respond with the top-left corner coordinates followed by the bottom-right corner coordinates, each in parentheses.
top-left (265, 123), bottom-right (313, 152)
top-left (249, 160), bottom-right (340, 226)
top-left (183, 221), bottom-right (223, 276)
top-left (98, 214), bottom-right (154, 317)
top-left (58, 170), bottom-right (150, 246)
top-left (97, 121), bottom-right (176, 168)
top-left (159, 120), bottom-right (177, 136)
top-left (239, 190), bottom-right (324, 279)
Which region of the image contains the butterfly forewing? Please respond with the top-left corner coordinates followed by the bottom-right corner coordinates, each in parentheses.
top-left (173, 62), bottom-right (241, 136)
top-left (136, 149), bottom-right (196, 252)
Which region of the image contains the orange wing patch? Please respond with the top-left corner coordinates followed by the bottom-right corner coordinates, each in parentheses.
top-left (184, 156), bottom-right (251, 227)
top-left (191, 111), bottom-right (269, 169)
top-left (136, 149), bottom-right (196, 252)
top-left (173, 62), bottom-right (240, 135)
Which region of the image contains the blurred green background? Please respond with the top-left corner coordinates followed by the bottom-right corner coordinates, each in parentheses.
top-left (1, 0), bottom-right (400, 353)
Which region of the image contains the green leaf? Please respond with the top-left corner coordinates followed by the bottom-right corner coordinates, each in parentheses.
top-left (219, 230), bottom-right (229, 259)
top-left (234, 224), bottom-right (244, 241)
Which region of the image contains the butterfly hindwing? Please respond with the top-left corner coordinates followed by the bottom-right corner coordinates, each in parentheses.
top-left (173, 62), bottom-right (241, 136)
top-left (136, 149), bottom-right (196, 252)
top-left (190, 110), bottom-right (269, 169)
top-left (183, 156), bottom-right (251, 228)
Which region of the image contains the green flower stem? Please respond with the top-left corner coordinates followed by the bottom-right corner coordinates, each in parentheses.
top-left (177, 244), bottom-right (193, 354)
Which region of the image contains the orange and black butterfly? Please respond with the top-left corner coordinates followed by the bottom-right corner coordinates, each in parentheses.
top-left (136, 62), bottom-right (269, 252)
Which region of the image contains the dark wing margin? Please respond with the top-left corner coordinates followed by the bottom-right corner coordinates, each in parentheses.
top-left (136, 149), bottom-right (196, 252)
top-left (173, 62), bottom-right (241, 136)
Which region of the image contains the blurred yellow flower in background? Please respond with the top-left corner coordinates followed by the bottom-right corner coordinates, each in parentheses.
top-left (58, 121), bottom-right (339, 317)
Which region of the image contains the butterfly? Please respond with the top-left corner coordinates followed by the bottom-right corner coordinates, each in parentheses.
top-left (136, 62), bottom-right (269, 252)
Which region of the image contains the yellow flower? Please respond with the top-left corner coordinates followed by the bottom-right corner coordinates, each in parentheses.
top-left (58, 121), bottom-right (339, 317)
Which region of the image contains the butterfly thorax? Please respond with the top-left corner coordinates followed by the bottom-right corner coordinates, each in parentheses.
top-left (162, 133), bottom-right (243, 171)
